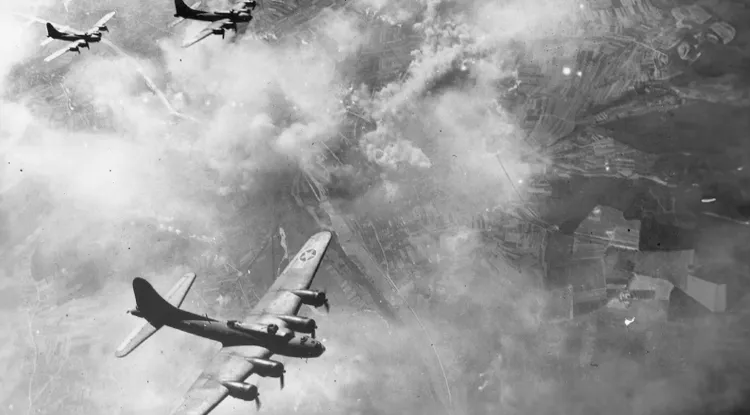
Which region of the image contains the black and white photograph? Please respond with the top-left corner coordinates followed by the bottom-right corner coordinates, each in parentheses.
top-left (2, 0), bottom-right (750, 414)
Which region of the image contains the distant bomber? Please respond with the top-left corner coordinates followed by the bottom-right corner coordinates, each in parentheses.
top-left (171, 0), bottom-right (258, 48)
top-left (41, 11), bottom-right (116, 62)
top-left (116, 231), bottom-right (333, 414)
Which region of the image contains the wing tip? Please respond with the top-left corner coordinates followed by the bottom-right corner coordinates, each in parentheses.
top-left (313, 230), bottom-right (333, 244)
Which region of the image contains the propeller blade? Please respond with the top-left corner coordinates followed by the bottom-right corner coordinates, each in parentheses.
top-left (323, 300), bottom-right (330, 313)
top-left (255, 396), bottom-right (261, 410)
top-left (311, 329), bottom-right (316, 339)
top-left (280, 373), bottom-right (284, 390)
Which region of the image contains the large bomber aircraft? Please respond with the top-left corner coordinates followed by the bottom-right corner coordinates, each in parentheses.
top-left (41, 11), bottom-right (116, 62)
top-left (116, 231), bottom-right (333, 414)
top-left (171, 0), bottom-right (258, 48)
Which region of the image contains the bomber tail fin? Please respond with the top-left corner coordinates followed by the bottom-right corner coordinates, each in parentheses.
top-left (133, 277), bottom-right (178, 317)
top-left (173, 0), bottom-right (198, 17)
top-left (45, 22), bottom-right (64, 39)
top-left (168, 1), bottom-right (201, 27)
top-left (115, 273), bottom-right (196, 358)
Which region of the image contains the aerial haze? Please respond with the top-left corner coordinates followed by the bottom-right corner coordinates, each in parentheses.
top-left (3, 0), bottom-right (750, 414)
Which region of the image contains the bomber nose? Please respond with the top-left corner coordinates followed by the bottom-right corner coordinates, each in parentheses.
top-left (318, 343), bottom-right (326, 354)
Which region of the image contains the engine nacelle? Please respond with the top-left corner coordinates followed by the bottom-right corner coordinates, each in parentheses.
top-left (98, 25), bottom-right (109, 32)
top-left (246, 357), bottom-right (285, 389)
top-left (69, 45), bottom-right (80, 53)
top-left (243, 0), bottom-right (257, 9)
top-left (222, 381), bottom-right (259, 401)
top-left (212, 27), bottom-right (225, 36)
top-left (274, 315), bottom-right (317, 335)
top-left (246, 357), bottom-right (285, 378)
top-left (290, 289), bottom-right (327, 308)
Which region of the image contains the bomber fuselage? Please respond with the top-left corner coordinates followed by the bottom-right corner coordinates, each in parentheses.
top-left (177, 9), bottom-right (253, 23)
top-left (137, 308), bottom-right (325, 358)
top-left (51, 32), bottom-right (102, 43)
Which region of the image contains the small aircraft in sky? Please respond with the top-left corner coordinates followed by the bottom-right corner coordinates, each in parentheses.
top-left (41, 11), bottom-right (116, 62)
top-left (116, 231), bottom-right (333, 414)
top-left (170, 0), bottom-right (258, 48)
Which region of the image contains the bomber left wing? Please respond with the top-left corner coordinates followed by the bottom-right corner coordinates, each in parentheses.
top-left (251, 230), bottom-right (333, 322)
top-left (182, 18), bottom-right (231, 48)
top-left (168, 231), bottom-right (333, 415)
top-left (44, 39), bottom-right (86, 62)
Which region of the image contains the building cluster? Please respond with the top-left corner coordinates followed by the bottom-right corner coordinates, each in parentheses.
top-left (513, 35), bottom-right (668, 147)
top-left (510, 1), bottom-right (738, 148)
top-left (545, 203), bottom-right (730, 321)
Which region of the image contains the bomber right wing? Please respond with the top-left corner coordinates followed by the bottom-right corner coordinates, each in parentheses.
top-left (182, 18), bottom-right (230, 48)
top-left (44, 39), bottom-right (86, 62)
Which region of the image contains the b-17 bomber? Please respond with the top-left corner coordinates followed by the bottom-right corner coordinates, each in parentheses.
top-left (171, 0), bottom-right (258, 48)
top-left (116, 231), bottom-right (333, 414)
top-left (41, 11), bottom-right (116, 62)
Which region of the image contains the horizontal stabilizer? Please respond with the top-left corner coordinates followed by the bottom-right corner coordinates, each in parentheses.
top-left (165, 272), bottom-right (197, 308)
top-left (115, 273), bottom-right (197, 358)
top-left (115, 319), bottom-right (163, 358)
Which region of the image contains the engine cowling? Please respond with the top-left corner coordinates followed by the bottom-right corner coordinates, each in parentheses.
top-left (221, 381), bottom-right (259, 401)
top-left (98, 25), bottom-right (109, 32)
top-left (212, 27), bottom-right (225, 36)
top-left (274, 315), bottom-right (317, 337)
top-left (246, 357), bottom-right (284, 377)
top-left (290, 289), bottom-right (327, 308)
top-left (245, 357), bottom-right (285, 389)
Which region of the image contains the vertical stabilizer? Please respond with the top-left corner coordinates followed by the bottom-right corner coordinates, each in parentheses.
top-left (115, 273), bottom-right (197, 358)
